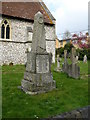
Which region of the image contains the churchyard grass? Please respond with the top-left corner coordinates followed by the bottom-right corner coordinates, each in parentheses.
top-left (2, 60), bottom-right (88, 118)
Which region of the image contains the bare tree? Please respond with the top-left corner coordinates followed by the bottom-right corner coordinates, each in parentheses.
top-left (63, 30), bottom-right (71, 39)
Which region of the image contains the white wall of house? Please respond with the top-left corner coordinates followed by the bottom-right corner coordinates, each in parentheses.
top-left (0, 16), bottom-right (56, 65)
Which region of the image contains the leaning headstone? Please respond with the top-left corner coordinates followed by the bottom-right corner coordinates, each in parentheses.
top-left (83, 55), bottom-right (87, 63)
top-left (68, 48), bottom-right (80, 79)
top-left (62, 50), bottom-right (68, 73)
top-left (21, 12), bottom-right (56, 95)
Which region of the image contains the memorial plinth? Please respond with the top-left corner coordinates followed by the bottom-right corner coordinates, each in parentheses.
top-left (21, 12), bottom-right (56, 95)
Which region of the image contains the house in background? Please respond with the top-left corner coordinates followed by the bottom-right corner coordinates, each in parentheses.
top-left (56, 38), bottom-right (71, 48)
top-left (56, 33), bottom-right (88, 49)
top-left (0, 0), bottom-right (56, 65)
top-left (55, 38), bottom-right (60, 48)
top-left (55, 37), bottom-right (69, 48)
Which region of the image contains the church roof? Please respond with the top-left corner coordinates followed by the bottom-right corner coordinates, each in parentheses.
top-left (0, 0), bottom-right (55, 25)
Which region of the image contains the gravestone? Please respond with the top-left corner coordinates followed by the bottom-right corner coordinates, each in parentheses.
top-left (55, 54), bottom-right (61, 72)
top-left (62, 50), bottom-right (68, 73)
top-left (68, 48), bottom-right (80, 79)
top-left (76, 56), bottom-right (79, 63)
top-left (83, 55), bottom-right (87, 63)
top-left (70, 47), bottom-right (76, 63)
top-left (21, 12), bottom-right (56, 95)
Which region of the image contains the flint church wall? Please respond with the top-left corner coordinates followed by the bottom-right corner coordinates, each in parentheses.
top-left (0, 16), bottom-right (56, 65)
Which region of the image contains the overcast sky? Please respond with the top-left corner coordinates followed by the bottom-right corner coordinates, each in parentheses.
top-left (43, 0), bottom-right (89, 38)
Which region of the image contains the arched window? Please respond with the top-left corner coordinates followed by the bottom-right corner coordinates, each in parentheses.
top-left (6, 25), bottom-right (10, 39)
top-left (1, 19), bottom-right (11, 39)
top-left (1, 24), bottom-right (5, 39)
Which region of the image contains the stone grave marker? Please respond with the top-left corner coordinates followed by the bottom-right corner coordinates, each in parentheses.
top-left (83, 55), bottom-right (87, 63)
top-left (76, 56), bottom-right (79, 63)
top-left (68, 48), bottom-right (80, 79)
top-left (70, 47), bottom-right (76, 64)
top-left (21, 11), bottom-right (56, 95)
top-left (62, 50), bottom-right (68, 73)
top-left (55, 54), bottom-right (61, 72)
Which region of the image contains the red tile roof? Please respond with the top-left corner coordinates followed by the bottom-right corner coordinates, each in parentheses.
top-left (0, 1), bottom-right (55, 25)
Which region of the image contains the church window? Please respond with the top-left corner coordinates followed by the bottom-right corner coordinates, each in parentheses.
top-left (6, 25), bottom-right (10, 39)
top-left (0, 19), bottom-right (11, 39)
top-left (27, 27), bottom-right (33, 42)
top-left (1, 24), bottom-right (5, 39)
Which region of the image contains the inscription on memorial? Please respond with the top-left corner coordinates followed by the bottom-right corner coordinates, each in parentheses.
top-left (36, 55), bottom-right (49, 73)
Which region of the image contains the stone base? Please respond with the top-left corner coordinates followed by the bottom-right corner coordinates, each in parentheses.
top-left (68, 64), bottom-right (80, 79)
top-left (21, 51), bottom-right (56, 95)
top-left (21, 72), bottom-right (56, 95)
top-left (54, 68), bottom-right (62, 72)
top-left (62, 62), bottom-right (80, 79)
top-left (62, 63), bottom-right (69, 74)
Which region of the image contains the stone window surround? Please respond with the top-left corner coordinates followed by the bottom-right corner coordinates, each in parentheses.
top-left (27, 27), bottom-right (33, 42)
top-left (0, 19), bottom-right (11, 40)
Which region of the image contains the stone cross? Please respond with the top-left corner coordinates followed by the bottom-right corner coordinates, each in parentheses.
top-left (31, 12), bottom-right (46, 53)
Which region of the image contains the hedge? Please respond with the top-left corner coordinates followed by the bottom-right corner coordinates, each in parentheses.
top-left (56, 43), bottom-right (90, 60)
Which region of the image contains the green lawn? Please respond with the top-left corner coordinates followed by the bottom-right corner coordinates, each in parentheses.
top-left (2, 60), bottom-right (88, 118)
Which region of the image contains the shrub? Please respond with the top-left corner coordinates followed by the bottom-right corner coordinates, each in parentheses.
top-left (56, 47), bottom-right (64, 57)
top-left (64, 43), bottom-right (74, 53)
top-left (56, 42), bottom-right (89, 60)
top-left (76, 48), bottom-right (90, 60)
top-left (56, 43), bottom-right (74, 58)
